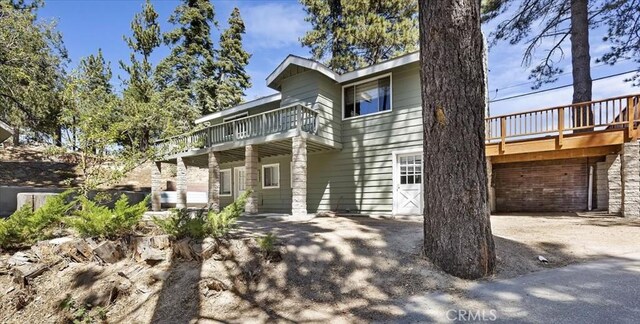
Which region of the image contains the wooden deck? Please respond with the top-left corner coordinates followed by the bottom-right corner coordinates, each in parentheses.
top-left (154, 104), bottom-right (340, 162)
top-left (486, 94), bottom-right (640, 163)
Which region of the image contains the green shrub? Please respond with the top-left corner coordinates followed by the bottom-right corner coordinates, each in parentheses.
top-left (153, 191), bottom-right (250, 239)
top-left (257, 233), bottom-right (277, 254)
top-left (0, 191), bottom-right (74, 248)
top-left (153, 208), bottom-right (209, 239)
top-left (208, 191), bottom-right (249, 237)
top-left (65, 194), bottom-right (149, 238)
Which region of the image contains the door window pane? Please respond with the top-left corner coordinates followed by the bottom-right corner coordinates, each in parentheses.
top-left (398, 154), bottom-right (422, 185)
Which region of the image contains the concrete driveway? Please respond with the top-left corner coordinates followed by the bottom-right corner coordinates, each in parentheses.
top-left (397, 252), bottom-right (640, 323)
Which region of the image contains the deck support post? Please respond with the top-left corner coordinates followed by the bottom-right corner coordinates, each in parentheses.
top-left (245, 145), bottom-right (259, 214)
top-left (176, 156), bottom-right (187, 209)
top-left (151, 162), bottom-right (162, 211)
top-left (486, 157), bottom-right (495, 213)
top-left (207, 151), bottom-right (220, 212)
top-left (621, 141), bottom-right (640, 218)
top-left (291, 136), bottom-right (308, 216)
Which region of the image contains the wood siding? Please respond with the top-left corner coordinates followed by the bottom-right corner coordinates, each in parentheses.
top-left (307, 63), bottom-right (422, 214)
top-left (219, 155), bottom-right (293, 213)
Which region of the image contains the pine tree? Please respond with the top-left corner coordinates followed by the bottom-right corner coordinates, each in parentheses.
top-left (0, 0), bottom-right (67, 145)
top-left (482, 0), bottom-right (633, 102)
top-left (598, 0), bottom-right (640, 86)
top-left (214, 7), bottom-right (251, 110)
top-left (300, 0), bottom-right (418, 73)
top-left (156, 0), bottom-right (218, 117)
top-left (120, 0), bottom-right (164, 150)
top-left (419, 0), bottom-right (496, 279)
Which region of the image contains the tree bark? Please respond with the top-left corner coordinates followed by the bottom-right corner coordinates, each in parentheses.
top-left (12, 127), bottom-right (20, 146)
top-left (419, 0), bottom-right (496, 279)
top-left (570, 0), bottom-right (593, 131)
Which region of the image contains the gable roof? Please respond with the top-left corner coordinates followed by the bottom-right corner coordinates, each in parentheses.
top-left (195, 93), bottom-right (281, 124)
top-left (196, 51), bottom-right (421, 124)
top-left (0, 119), bottom-right (12, 144)
top-left (266, 51), bottom-right (420, 89)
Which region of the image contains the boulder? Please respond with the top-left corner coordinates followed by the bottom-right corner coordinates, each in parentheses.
top-left (93, 241), bottom-right (123, 264)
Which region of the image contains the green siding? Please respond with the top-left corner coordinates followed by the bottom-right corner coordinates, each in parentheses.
top-left (219, 155), bottom-right (293, 214)
top-left (218, 62), bottom-right (422, 215)
top-left (280, 70), bottom-right (342, 146)
top-left (307, 63), bottom-right (422, 215)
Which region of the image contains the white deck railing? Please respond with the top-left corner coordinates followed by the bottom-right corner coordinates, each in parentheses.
top-left (156, 104), bottom-right (318, 155)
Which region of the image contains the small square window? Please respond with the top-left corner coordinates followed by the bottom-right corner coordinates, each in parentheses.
top-left (220, 169), bottom-right (231, 196)
top-left (262, 164), bottom-right (280, 189)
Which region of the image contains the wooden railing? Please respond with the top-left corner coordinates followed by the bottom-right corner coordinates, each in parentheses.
top-left (485, 94), bottom-right (640, 145)
top-left (156, 105), bottom-right (318, 155)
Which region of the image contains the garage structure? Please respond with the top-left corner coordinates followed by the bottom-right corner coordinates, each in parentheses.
top-left (492, 158), bottom-right (599, 212)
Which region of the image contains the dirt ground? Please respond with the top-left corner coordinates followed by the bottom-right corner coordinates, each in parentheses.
top-left (1, 214), bottom-right (639, 323)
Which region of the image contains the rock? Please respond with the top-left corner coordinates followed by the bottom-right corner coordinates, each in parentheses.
top-left (117, 264), bottom-right (144, 280)
top-left (93, 241), bottom-right (123, 264)
top-left (47, 237), bottom-right (75, 245)
top-left (200, 238), bottom-right (219, 259)
top-left (141, 248), bottom-right (165, 263)
top-left (132, 235), bottom-right (171, 262)
top-left (8, 252), bottom-right (36, 267)
top-left (199, 278), bottom-right (228, 297)
top-left (151, 270), bottom-right (170, 281)
top-left (172, 239), bottom-right (199, 261)
top-left (11, 263), bottom-right (47, 286)
top-left (116, 278), bottom-right (132, 293)
top-left (58, 239), bottom-right (93, 262)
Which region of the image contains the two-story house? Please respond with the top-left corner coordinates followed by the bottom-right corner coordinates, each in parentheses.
top-left (152, 52), bottom-right (640, 218)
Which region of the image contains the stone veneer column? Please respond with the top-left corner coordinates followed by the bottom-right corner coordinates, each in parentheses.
top-left (486, 157), bottom-right (496, 213)
top-left (245, 145), bottom-right (259, 214)
top-left (621, 141), bottom-right (640, 218)
top-left (607, 154), bottom-right (622, 214)
top-left (291, 137), bottom-right (307, 216)
top-left (208, 151), bottom-right (220, 212)
top-left (176, 156), bottom-right (187, 209)
top-left (151, 162), bottom-right (162, 211)
top-left (595, 158), bottom-right (611, 211)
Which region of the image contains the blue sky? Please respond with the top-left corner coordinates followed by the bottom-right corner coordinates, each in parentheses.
top-left (38, 0), bottom-right (638, 116)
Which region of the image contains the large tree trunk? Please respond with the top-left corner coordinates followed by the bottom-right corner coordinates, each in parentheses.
top-left (12, 127), bottom-right (20, 146)
top-left (570, 0), bottom-right (593, 131)
top-left (419, 0), bottom-right (496, 279)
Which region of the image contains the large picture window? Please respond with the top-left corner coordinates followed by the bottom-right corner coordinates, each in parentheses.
top-left (262, 164), bottom-right (280, 189)
top-left (343, 74), bottom-right (391, 119)
top-left (219, 169), bottom-right (231, 196)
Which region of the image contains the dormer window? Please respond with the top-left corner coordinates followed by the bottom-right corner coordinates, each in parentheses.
top-left (343, 74), bottom-right (392, 119)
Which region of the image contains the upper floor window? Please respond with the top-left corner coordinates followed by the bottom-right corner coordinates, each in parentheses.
top-left (343, 74), bottom-right (392, 119)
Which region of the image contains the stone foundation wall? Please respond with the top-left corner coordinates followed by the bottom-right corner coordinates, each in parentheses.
top-left (621, 142), bottom-right (640, 218)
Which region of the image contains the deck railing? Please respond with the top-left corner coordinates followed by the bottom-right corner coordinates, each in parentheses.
top-left (485, 94), bottom-right (640, 144)
top-left (156, 105), bottom-right (318, 155)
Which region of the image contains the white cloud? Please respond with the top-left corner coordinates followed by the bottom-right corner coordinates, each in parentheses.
top-left (242, 3), bottom-right (308, 49)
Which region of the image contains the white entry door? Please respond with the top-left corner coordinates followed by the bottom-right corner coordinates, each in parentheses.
top-left (234, 167), bottom-right (246, 198)
top-left (393, 153), bottom-right (423, 215)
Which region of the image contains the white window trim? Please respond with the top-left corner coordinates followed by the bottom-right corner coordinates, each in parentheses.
top-left (219, 169), bottom-right (232, 197)
top-left (261, 163), bottom-right (280, 189)
top-left (342, 72), bottom-right (393, 121)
